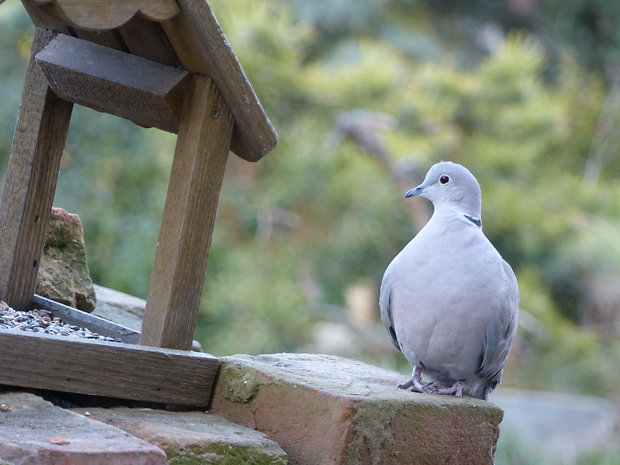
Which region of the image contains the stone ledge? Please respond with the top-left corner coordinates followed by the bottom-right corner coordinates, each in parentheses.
top-left (73, 407), bottom-right (288, 465)
top-left (210, 353), bottom-right (503, 465)
top-left (0, 392), bottom-right (166, 465)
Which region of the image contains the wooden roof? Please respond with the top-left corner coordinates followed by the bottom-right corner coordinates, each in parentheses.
top-left (20, 0), bottom-right (277, 162)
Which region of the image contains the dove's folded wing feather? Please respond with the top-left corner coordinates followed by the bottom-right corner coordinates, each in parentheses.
top-left (379, 265), bottom-right (400, 350)
top-left (477, 260), bottom-right (519, 384)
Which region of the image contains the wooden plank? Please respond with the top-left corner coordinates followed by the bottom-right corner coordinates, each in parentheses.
top-left (35, 34), bottom-right (189, 133)
top-left (73, 28), bottom-right (127, 50)
top-left (162, 0), bottom-right (277, 162)
top-left (0, 329), bottom-right (218, 406)
top-left (0, 28), bottom-right (73, 310)
top-left (32, 295), bottom-right (140, 344)
top-left (140, 75), bottom-right (233, 350)
top-left (31, 0), bottom-right (180, 30)
top-left (117, 15), bottom-right (179, 66)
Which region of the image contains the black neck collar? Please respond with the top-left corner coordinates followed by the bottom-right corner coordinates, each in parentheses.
top-left (464, 214), bottom-right (482, 227)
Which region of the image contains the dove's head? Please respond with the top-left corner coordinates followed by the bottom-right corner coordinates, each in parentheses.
top-left (405, 161), bottom-right (482, 216)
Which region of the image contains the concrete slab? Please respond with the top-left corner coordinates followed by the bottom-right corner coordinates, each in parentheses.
top-left (92, 284), bottom-right (146, 332)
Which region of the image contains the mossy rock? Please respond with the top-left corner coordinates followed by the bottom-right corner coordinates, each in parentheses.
top-left (36, 207), bottom-right (96, 312)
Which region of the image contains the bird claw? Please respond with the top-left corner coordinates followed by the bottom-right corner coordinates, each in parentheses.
top-left (413, 378), bottom-right (430, 392)
top-left (397, 380), bottom-right (414, 390)
top-left (398, 368), bottom-right (465, 397)
top-left (397, 379), bottom-right (426, 392)
top-left (429, 380), bottom-right (464, 397)
top-left (398, 366), bottom-right (434, 393)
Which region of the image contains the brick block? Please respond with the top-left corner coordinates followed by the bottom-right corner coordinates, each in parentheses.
top-left (74, 407), bottom-right (288, 464)
top-left (0, 392), bottom-right (166, 465)
top-left (210, 353), bottom-right (503, 465)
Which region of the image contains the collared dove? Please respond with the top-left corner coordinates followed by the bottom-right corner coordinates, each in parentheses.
top-left (380, 161), bottom-right (519, 399)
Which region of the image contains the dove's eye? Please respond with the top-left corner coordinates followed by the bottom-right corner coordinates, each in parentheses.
top-left (439, 175), bottom-right (450, 185)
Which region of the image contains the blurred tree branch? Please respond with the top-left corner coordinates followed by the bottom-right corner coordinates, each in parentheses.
top-left (335, 109), bottom-right (431, 232)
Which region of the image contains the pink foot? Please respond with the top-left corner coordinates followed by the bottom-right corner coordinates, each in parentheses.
top-left (430, 379), bottom-right (465, 397)
top-left (397, 366), bottom-right (430, 392)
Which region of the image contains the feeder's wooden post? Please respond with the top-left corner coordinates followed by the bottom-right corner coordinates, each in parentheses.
top-left (0, 28), bottom-right (73, 309)
top-left (140, 75), bottom-right (233, 350)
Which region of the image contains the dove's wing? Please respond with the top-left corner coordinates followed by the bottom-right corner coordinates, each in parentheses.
top-left (379, 264), bottom-right (400, 350)
top-left (477, 260), bottom-right (519, 385)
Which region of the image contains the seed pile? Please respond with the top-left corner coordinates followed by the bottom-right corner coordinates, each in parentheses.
top-left (0, 301), bottom-right (120, 342)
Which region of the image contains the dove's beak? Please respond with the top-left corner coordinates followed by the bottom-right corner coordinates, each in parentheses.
top-left (405, 185), bottom-right (427, 198)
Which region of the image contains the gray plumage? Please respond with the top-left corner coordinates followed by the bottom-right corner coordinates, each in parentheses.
top-left (380, 161), bottom-right (519, 400)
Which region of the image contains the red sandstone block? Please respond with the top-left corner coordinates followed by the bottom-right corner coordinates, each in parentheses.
top-left (72, 407), bottom-right (288, 464)
top-left (210, 353), bottom-right (504, 465)
top-left (0, 392), bottom-right (166, 465)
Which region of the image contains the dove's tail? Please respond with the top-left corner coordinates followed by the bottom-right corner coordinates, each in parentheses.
top-left (465, 380), bottom-right (498, 400)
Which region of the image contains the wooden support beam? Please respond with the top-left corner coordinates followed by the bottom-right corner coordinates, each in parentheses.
top-left (0, 329), bottom-right (218, 406)
top-left (140, 75), bottom-right (233, 350)
top-left (71, 28), bottom-right (127, 50)
top-left (0, 28), bottom-right (73, 310)
top-left (35, 33), bottom-right (189, 133)
top-left (116, 15), bottom-right (179, 66)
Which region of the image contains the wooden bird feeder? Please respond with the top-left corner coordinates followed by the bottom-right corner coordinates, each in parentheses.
top-left (0, 0), bottom-right (277, 407)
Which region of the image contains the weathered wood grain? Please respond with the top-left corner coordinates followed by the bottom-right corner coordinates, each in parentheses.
top-left (162, 0), bottom-right (277, 161)
top-left (31, 0), bottom-right (180, 30)
top-left (72, 28), bottom-right (126, 50)
top-left (0, 28), bottom-right (73, 310)
top-left (0, 329), bottom-right (218, 406)
top-left (36, 34), bottom-right (189, 133)
top-left (140, 76), bottom-right (233, 350)
top-left (117, 15), bottom-right (179, 66)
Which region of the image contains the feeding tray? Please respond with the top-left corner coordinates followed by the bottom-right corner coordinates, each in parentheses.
top-left (0, 0), bottom-right (277, 407)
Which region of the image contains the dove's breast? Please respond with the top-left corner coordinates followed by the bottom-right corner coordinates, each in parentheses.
top-left (388, 217), bottom-right (509, 381)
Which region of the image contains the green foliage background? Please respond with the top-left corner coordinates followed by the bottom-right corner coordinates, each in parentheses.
top-left (2, 1), bottom-right (620, 462)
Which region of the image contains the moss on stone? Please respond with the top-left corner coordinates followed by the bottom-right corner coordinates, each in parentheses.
top-left (165, 441), bottom-right (287, 465)
top-left (344, 398), bottom-right (402, 465)
top-left (217, 358), bottom-right (281, 403)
